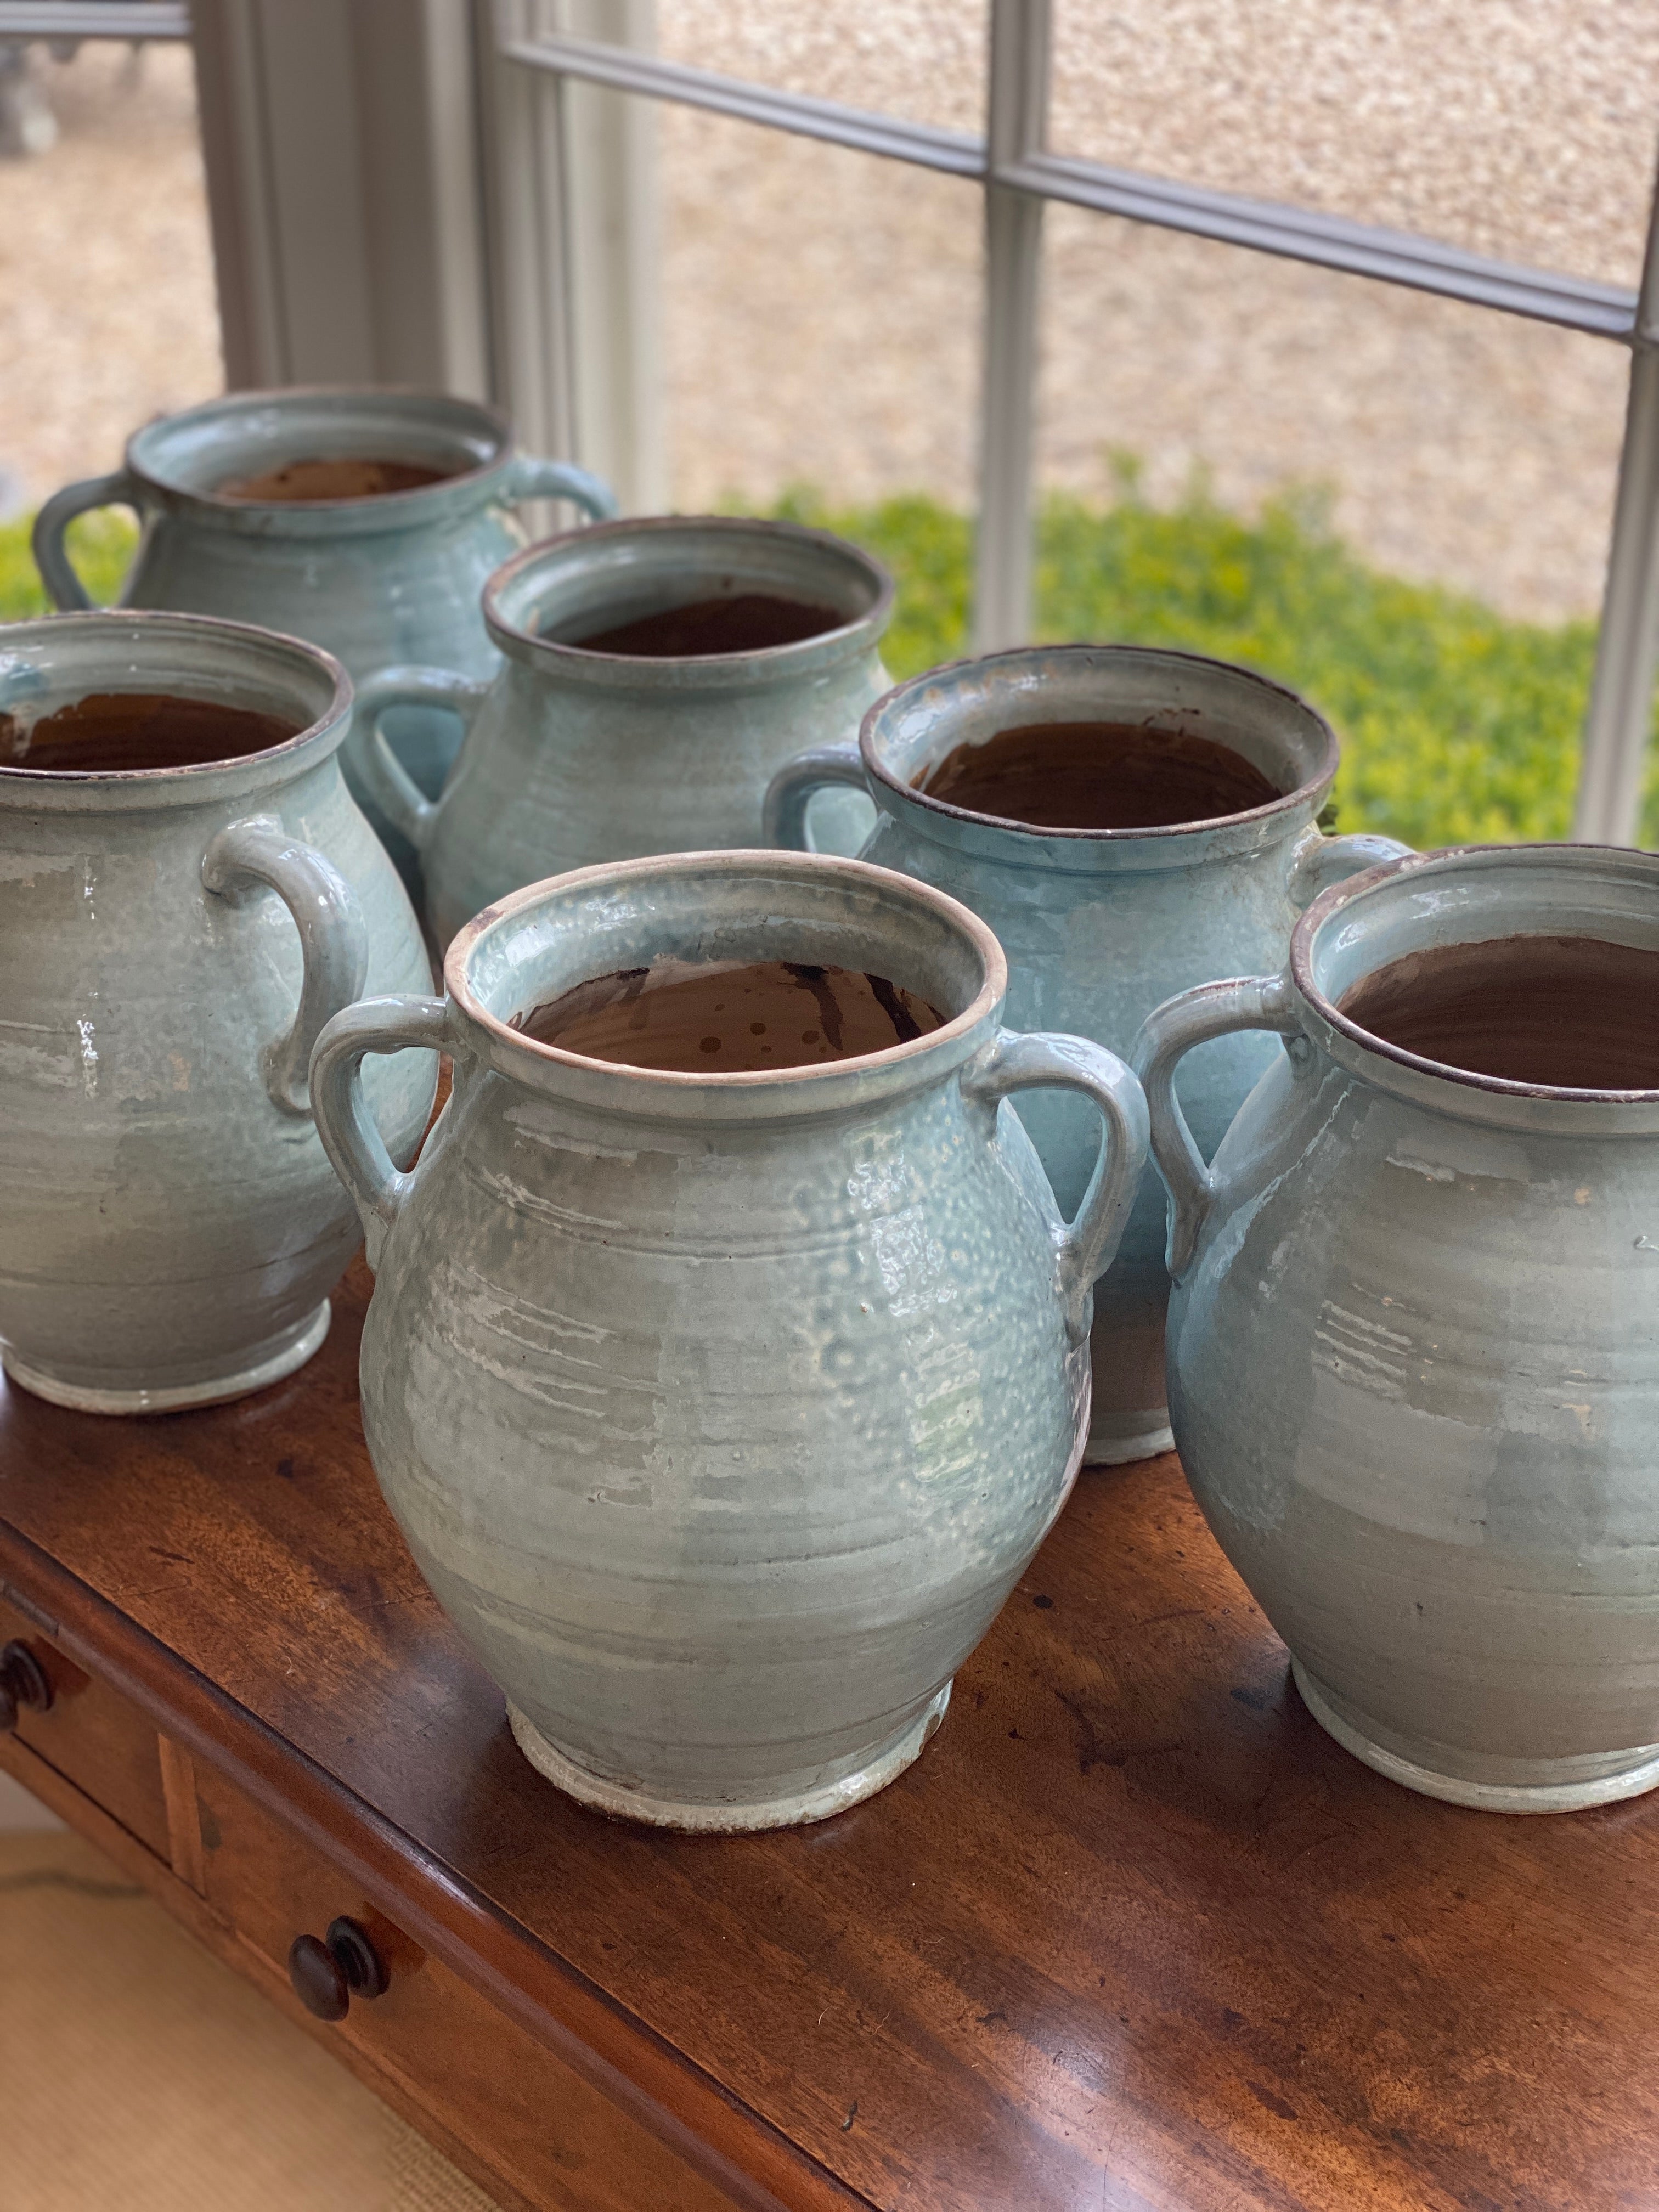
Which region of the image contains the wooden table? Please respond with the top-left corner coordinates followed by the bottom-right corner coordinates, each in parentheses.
top-left (2, 1261), bottom-right (1655, 2211)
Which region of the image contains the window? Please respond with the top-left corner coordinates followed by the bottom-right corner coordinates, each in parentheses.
top-left (0, 3), bottom-right (215, 533)
top-left (7, 0), bottom-right (1659, 844)
top-left (489, 0), bottom-right (1659, 847)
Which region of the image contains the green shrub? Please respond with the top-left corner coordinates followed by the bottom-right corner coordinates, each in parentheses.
top-left (0, 510), bottom-right (137, 620)
top-left (769, 486), bottom-right (974, 682)
top-left (769, 483), bottom-right (1642, 851)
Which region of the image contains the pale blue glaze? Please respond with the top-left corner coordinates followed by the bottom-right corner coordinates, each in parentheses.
top-left (1138, 845), bottom-right (1659, 1812)
top-left (0, 612), bottom-right (436, 1410)
top-left (309, 851), bottom-right (1148, 1829)
top-left (344, 517), bottom-right (890, 946)
top-left (30, 387), bottom-right (614, 886)
top-left (765, 644), bottom-right (1406, 1462)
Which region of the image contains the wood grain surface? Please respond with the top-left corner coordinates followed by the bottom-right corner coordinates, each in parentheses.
top-left (2, 1262), bottom-right (1655, 2211)
top-left (0, 1590), bottom-right (172, 1859)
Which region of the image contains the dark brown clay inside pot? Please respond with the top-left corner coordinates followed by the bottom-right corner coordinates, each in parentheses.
top-left (564, 593), bottom-right (846, 657)
top-left (916, 721), bottom-right (1291, 832)
top-left (916, 720), bottom-right (1284, 831)
top-left (0, 691), bottom-right (304, 774)
top-left (513, 957), bottom-right (948, 1072)
top-left (1338, 933), bottom-right (1659, 1089)
top-left (216, 457), bottom-right (458, 501)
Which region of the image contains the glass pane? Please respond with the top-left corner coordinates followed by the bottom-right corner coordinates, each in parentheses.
top-left (1035, 207), bottom-right (1623, 846)
top-left (656, 0), bottom-right (988, 137)
top-left (662, 101), bottom-right (981, 675)
top-left (0, 37), bottom-right (221, 596)
top-left (1049, 0), bottom-right (1659, 286)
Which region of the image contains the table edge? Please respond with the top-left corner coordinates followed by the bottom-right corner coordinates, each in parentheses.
top-left (0, 1514), bottom-right (872, 2212)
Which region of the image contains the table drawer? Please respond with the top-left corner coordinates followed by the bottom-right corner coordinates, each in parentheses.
top-left (192, 1765), bottom-right (738, 2212)
top-left (0, 1593), bottom-right (172, 1859)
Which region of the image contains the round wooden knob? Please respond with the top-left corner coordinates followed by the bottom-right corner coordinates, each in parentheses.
top-left (287, 1917), bottom-right (388, 2021)
top-left (0, 1639), bottom-right (52, 1735)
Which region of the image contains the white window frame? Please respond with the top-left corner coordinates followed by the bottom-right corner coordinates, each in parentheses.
top-left (6, 0), bottom-right (1659, 843)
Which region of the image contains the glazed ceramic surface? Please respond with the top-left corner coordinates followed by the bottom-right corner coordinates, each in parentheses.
top-left (765, 645), bottom-right (1407, 1463)
top-left (0, 612), bottom-right (436, 1412)
top-left (31, 387), bottom-right (616, 881)
top-left (309, 851), bottom-right (1148, 1830)
top-left (1136, 844), bottom-right (1659, 1812)
top-left (344, 517), bottom-right (890, 946)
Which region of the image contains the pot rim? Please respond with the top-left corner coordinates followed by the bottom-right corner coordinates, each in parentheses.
top-left (1293, 842), bottom-right (1659, 1104)
top-left (859, 642), bottom-right (1340, 845)
top-left (125, 383), bottom-right (517, 523)
top-left (481, 515), bottom-right (895, 691)
top-left (0, 610), bottom-right (352, 807)
top-left (444, 849), bottom-right (1007, 1101)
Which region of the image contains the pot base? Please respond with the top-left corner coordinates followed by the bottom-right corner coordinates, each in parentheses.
top-left (508, 1681), bottom-right (953, 1833)
top-left (1293, 1658), bottom-right (1659, 1814)
top-left (1, 1299), bottom-right (332, 1416)
top-left (1084, 1414), bottom-right (1175, 1466)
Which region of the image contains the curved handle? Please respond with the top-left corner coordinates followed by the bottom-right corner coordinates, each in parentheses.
top-left (31, 469), bottom-right (142, 609)
top-left (763, 741), bottom-right (868, 852)
top-left (962, 1028), bottom-right (1150, 1344)
top-left (201, 816), bottom-right (368, 1116)
top-left (506, 454), bottom-right (618, 520)
top-left (1286, 824), bottom-right (1413, 911)
top-left (346, 665), bottom-right (491, 853)
top-left (309, 994), bottom-right (450, 1269)
top-left (1132, 975), bottom-right (1301, 1283)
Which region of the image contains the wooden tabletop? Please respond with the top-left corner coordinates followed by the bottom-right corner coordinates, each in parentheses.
top-left (2, 1261), bottom-right (1655, 2211)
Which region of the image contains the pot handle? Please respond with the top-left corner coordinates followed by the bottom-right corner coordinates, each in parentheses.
top-left (505, 455), bottom-right (618, 521)
top-left (309, 996), bottom-right (452, 1269)
top-left (763, 741), bottom-right (868, 851)
top-left (1286, 823), bottom-right (1413, 910)
top-left (32, 470), bottom-right (143, 610)
top-left (346, 665), bottom-right (492, 853)
top-left (201, 816), bottom-right (369, 1118)
top-left (961, 1029), bottom-right (1150, 1344)
top-left (1132, 975), bottom-right (1301, 1283)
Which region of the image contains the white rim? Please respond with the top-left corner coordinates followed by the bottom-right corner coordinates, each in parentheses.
top-left (447, 849), bottom-right (1007, 1096)
top-left (1, 1300), bottom-right (331, 1415)
top-left (1293, 1659), bottom-right (1659, 1814)
top-left (507, 1683), bottom-right (952, 1832)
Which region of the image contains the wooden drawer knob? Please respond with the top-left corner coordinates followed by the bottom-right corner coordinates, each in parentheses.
top-left (287, 1916), bottom-right (390, 2021)
top-left (0, 1639), bottom-right (52, 1734)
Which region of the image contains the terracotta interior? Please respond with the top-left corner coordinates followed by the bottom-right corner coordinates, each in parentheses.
top-left (215, 456), bottom-right (458, 501)
top-left (562, 592), bottom-right (845, 657)
top-left (1337, 932), bottom-right (1659, 1088)
top-left (512, 955), bottom-right (949, 1071)
top-left (916, 719), bottom-right (1285, 830)
top-left (0, 691), bottom-right (303, 774)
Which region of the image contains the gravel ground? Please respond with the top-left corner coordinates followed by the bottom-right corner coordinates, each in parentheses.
top-left (0, 43), bottom-right (220, 514)
top-left (3, 16), bottom-right (1656, 622)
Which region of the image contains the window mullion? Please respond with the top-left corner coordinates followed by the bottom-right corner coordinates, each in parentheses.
top-left (974, 0), bottom-right (1051, 653)
top-left (1573, 156), bottom-right (1659, 847)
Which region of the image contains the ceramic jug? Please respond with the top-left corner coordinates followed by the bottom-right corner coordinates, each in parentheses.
top-left (31, 386), bottom-right (616, 885)
top-left (0, 611), bottom-right (436, 1412)
top-left (1136, 843), bottom-right (1659, 1813)
top-left (765, 644), bottom-right (1407, 1464)
top-left (308, 850), bottom-right (1148, 1830)
top-left (344, 516), bottom-right (890, 947)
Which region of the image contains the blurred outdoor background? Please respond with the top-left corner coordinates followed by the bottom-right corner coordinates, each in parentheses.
top-left (3, 2), bottom-right (1658, 844)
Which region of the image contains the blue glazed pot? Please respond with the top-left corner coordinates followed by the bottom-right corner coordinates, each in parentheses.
top-left (0, 611), bottom-right (435, 1412)
top-left (343, 516), bottom-right (890, 946)
top-left (309, 850), bottom-right (1147, 1830)
top-left (30, 387), bottom-right (616, 888)
top-left (765, 644), bottom-right (1407, 1464)
top-left (1137, 845), bottom-right (1659, 1813)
